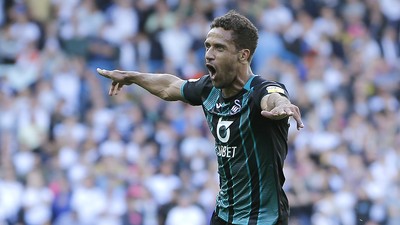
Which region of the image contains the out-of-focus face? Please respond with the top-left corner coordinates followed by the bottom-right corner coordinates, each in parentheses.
top-left (204, 27), bottom-right (241, 89)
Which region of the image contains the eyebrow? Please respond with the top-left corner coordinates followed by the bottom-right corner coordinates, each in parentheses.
top-left (204, 40), bottom-right (227, 48)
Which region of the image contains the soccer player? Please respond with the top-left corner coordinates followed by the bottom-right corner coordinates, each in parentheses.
top-left (97, 10), bottom-right (304, 225)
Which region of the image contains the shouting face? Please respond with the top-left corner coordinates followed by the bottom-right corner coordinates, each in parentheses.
top-left (204, 27), bottom-right (243, 89)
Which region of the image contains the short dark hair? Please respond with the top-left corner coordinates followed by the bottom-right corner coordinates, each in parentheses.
top-left (210, 10), bottom-right (258, 61)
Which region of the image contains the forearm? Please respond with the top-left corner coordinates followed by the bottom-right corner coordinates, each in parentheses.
top-left (124, 71), bottom-right (185, 101)
top-left (260, 92), bottom-right (304, 129)
top-left (261, 93), bottom-right (290, 111)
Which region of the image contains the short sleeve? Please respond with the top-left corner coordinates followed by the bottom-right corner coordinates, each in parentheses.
top-left (253, 79), bottom-right (289, 108)
top-left (181, 75), bottom-right (212, 106)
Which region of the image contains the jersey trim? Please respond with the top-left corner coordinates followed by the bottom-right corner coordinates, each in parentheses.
top-left (244, 75), bottom-right (257, 91)
top-left (180, 80), bottom-right (188, 101)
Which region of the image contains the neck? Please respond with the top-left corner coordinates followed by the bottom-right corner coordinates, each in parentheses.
top-left (222, 66), bottom-right (254, 98)
top-left (247, 67), bottom-right (254, 77)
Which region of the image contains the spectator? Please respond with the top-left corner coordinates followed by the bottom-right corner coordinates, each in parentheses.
top-left (0, 167), bottom-right (23, 224)
top-left (21, 170), bottom-right (54, 225)
top-left (70, 175), bottom-right (107, 224)
top-left (145, 160), bottom-right (182, 206)
top-left (165, 190), bottom-right (207, 225)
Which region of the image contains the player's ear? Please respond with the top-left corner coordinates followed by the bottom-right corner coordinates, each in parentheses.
top-left (238, 49), bottom-right (250, 63)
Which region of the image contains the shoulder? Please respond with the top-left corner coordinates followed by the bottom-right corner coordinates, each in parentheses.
top-left (251, 76), bottom-right (287, 93)
top-left (186, 74), bottom-right (211, 84)
top-left (251, 75), bottom-right (283, 86)
top-left (184, 75), bottom-right (213, 91)
top-left (182, 75), bottom-right (213, 105)
top-left (250, 76), bottom-right (290, 107)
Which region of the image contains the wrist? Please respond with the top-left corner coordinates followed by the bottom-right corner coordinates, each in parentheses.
top-left (124, 71), bottom-right (138, 84)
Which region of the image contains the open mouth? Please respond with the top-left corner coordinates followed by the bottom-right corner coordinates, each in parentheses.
top-left (206, 63), bottom-right (217, 77)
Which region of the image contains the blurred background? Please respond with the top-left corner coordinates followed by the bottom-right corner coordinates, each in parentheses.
top-left (0, 0), bottom-right (399, 225)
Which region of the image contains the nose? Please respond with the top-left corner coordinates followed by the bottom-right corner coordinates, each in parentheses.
top-left (205, 48), bottom-right (215, 62)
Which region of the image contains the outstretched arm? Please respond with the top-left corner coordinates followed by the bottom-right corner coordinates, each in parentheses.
top-left (97, 68), bottom-right (186, 102)
top-left (260, 93), bottom-right (304, 130)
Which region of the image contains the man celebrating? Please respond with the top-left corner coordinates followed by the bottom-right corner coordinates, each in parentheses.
top-left (97, 10), bottom-right (303, 225)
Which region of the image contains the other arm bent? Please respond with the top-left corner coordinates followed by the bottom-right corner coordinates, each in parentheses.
top-left (260, 93), bottom-right (304, 130)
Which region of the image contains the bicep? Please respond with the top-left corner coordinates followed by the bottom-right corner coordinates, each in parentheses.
top-left (163, 79), bottom-right (186, 101)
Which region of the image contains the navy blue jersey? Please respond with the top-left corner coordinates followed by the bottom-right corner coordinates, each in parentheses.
top-left (181, 75), bottom-right (290, 225)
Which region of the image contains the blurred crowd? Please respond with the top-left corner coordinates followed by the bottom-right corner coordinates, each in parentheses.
top-left (0, 0), bottom-right (399, 225)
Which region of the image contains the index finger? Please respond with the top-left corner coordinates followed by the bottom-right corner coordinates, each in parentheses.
top-left (97, 68), bottom-right (111, 78)
top-left (291, 107), bottom-right (304, 130)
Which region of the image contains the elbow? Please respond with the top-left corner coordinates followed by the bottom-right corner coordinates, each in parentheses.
top-left (158, 90), bottom-right (175, 101)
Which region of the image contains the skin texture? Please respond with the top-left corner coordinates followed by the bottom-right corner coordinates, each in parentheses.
top-left (97, 27), bottom-right (304, 130)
